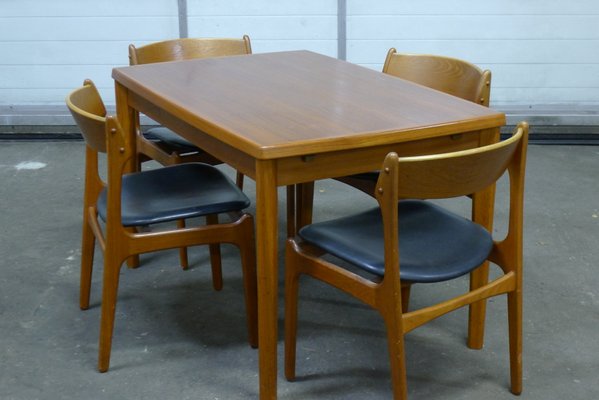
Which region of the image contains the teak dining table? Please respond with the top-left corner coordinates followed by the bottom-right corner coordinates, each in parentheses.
top-left (112, 50), bottom-right (506, 399)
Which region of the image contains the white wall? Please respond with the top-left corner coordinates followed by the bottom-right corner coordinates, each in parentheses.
top-left (1, 0), bottom-right (179, 105)
top-left (1, 0), bottom-right (599, 110)
top-left (0, 0), bottom-right (336, 106)
top-left (347, 0), bottom-right (599, 107)
top-left (187, 0), bottom-right (337, 56)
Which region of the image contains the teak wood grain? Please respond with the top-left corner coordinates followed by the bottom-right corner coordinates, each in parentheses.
top-left (112, 51), bottom-right (503, 161)
top-left (111, 50), bottom-right (506, 400)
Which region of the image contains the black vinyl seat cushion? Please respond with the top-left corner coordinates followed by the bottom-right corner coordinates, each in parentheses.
top-left (97, 163), bottom-right (250, 227)
top-left (143, 127), bottom-right (200, 153)
top-left (298, 200), bottom-right (493, 283)
top-left (345, 171), bottom-right (379, 182)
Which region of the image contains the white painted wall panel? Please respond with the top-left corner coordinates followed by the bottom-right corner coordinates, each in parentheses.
top-left (346, 1), bottom-right (599, 106)
top-left (349, 40), bottom-right (599, 65)
top-left (348, 15), bottom-right (599, 40)
top-left (2, 0), bottom-right (599, 109)
top-left (0, 0), bottom-right (178, 105)
top-left (348, 0), bottom-right (599, 15)
top-left (0, 0), bottom-right (176, 16)
top-left (187, 0), bottom-right (337, 56)
top-left (187, 0), bottom-right (336, 15)
top-left (0, 17), bottom-right (179, 41)
top-left (187, 16), bottom-right (336, 40)
top-left (1, 0), bottom-right (337, 106)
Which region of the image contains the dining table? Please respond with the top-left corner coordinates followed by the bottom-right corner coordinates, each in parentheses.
top-left (112, 50), bottom-right (506, 399)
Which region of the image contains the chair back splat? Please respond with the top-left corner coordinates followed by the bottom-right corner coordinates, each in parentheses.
top-left (285, 122), bottom-right (529, 399)
top-left (129, 35), bottom-right (252, 65)
top-left (383, 48), bottom-right (491, 106)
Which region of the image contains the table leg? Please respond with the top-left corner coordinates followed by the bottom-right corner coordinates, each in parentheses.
top-left (114, 82), bottom-right (138, 172)
top-left (114, 82), bottom-right (140, 268)
top-left (255, 160), bottom-right (279, 400)
top-left (467, 127), bottom-right (500, 349)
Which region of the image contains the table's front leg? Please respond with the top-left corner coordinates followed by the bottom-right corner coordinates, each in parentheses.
top-left (255, 159), bottom-right (279, 400)
top-left (114, 82), bottom-right (139, 173)
top-left (114, 82), bottom-right (140, 269)
top-left (468, 127), bottom-right (500, 349)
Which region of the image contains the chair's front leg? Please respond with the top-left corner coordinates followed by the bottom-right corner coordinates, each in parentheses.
top-left (80, 214), bottom-right (96, 310)
top-left (98, 250), bottom-right (125, 372)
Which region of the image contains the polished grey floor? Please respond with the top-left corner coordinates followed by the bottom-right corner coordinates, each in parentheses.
top-left (1, 141), bottom-right (597, 399)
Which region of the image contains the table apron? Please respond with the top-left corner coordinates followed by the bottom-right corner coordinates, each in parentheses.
top-left (130, 93), bottom-right (257, 179)
top-left (129, 92), bottom-right (499, 187)
top-left (275, 129), bottom-right (492, 186)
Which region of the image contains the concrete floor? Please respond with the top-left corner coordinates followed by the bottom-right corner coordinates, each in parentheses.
top-left (0, 141), bottom-right (598, 399)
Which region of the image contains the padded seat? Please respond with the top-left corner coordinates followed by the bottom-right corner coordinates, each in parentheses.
top-left (299, 200), bottom-right (493, 283)
top-left (97, 163), bottom-right (250, 227)
top-left (143, 127), bottom-right (198, 153)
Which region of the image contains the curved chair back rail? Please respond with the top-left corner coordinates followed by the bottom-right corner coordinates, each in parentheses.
top-left (383, 48), bottom-right (491, 106)
top-left (65, 79), bottom-right (107, 153)
top-left (392, 127), bottom-right (522, 200)
top-left (129, 35), bottom-right (252, 65)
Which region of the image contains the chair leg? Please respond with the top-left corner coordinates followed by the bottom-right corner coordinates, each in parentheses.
top-left (239, 216), bottom-right (258, 348)
top-left (236, 171), bottom-right (244, 190)
top-left (467, 263), bottom-right (490, 349)
top-left (295, 182), bottom-right (314, 232)
top-left (401, 283), bottom-right (411, 313)
top-left (286, 185), bottom-right (296, 238)
top-left (284, 243), bottom-right (301, 381)
top-left (176, 219), bottom-right (189, 270)
top-left (125, 227), bottom-right (140, 269)
top-left (98, 250), bottom-right (124, 373)
top-left (206, 214), bottom-right (223, 291)
top-left (382, 305), bottom-right (409, 400)
top-left (507, 289), bottom-right (523, 394)
top-left (80, 217), bottom-right (95, 310)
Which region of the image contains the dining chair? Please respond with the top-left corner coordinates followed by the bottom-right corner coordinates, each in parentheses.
top-left (129, 35), bottom-right (252, 273)
top-left (288, 48), bottom-right (496, 344)
top-left (284, 122), bottom-right (529, 399)
top-left (335, 48), bottom-right (492, 195)
top-left (66, 79), bottom-right (258, 372)
top-left (288, 48), bottom-right (492, 234)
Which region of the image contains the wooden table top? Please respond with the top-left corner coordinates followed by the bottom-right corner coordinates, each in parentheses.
top-left (112, 50), bottom-right (505, 160)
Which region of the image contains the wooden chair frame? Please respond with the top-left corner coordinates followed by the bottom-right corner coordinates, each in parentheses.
top-left (128, 35), bottom-right (252, 272)
top-left (285, 122), bottom-right (529, 399)
top-left (334, 48), bottom-right (492, 197)
top-left (288, 48), bottom-right (497, 350)
top-left (67, 80), bottom-right (258, 372)
top-left (287, 47), bottom-right (492, 233)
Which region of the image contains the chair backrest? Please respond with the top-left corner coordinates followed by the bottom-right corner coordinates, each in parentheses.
top-left (128, 35), bottom-right (252, 65)
top-left (375, 122), bottom-right (529, 279)
top-left (67, 80), bottom-right (135, 221)
top-left (382, 48), bottom-right (491, 106)
top-left (65, 79), bottom-right (107, 153)
top-left (393, 125), bottom-right (526, 200)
